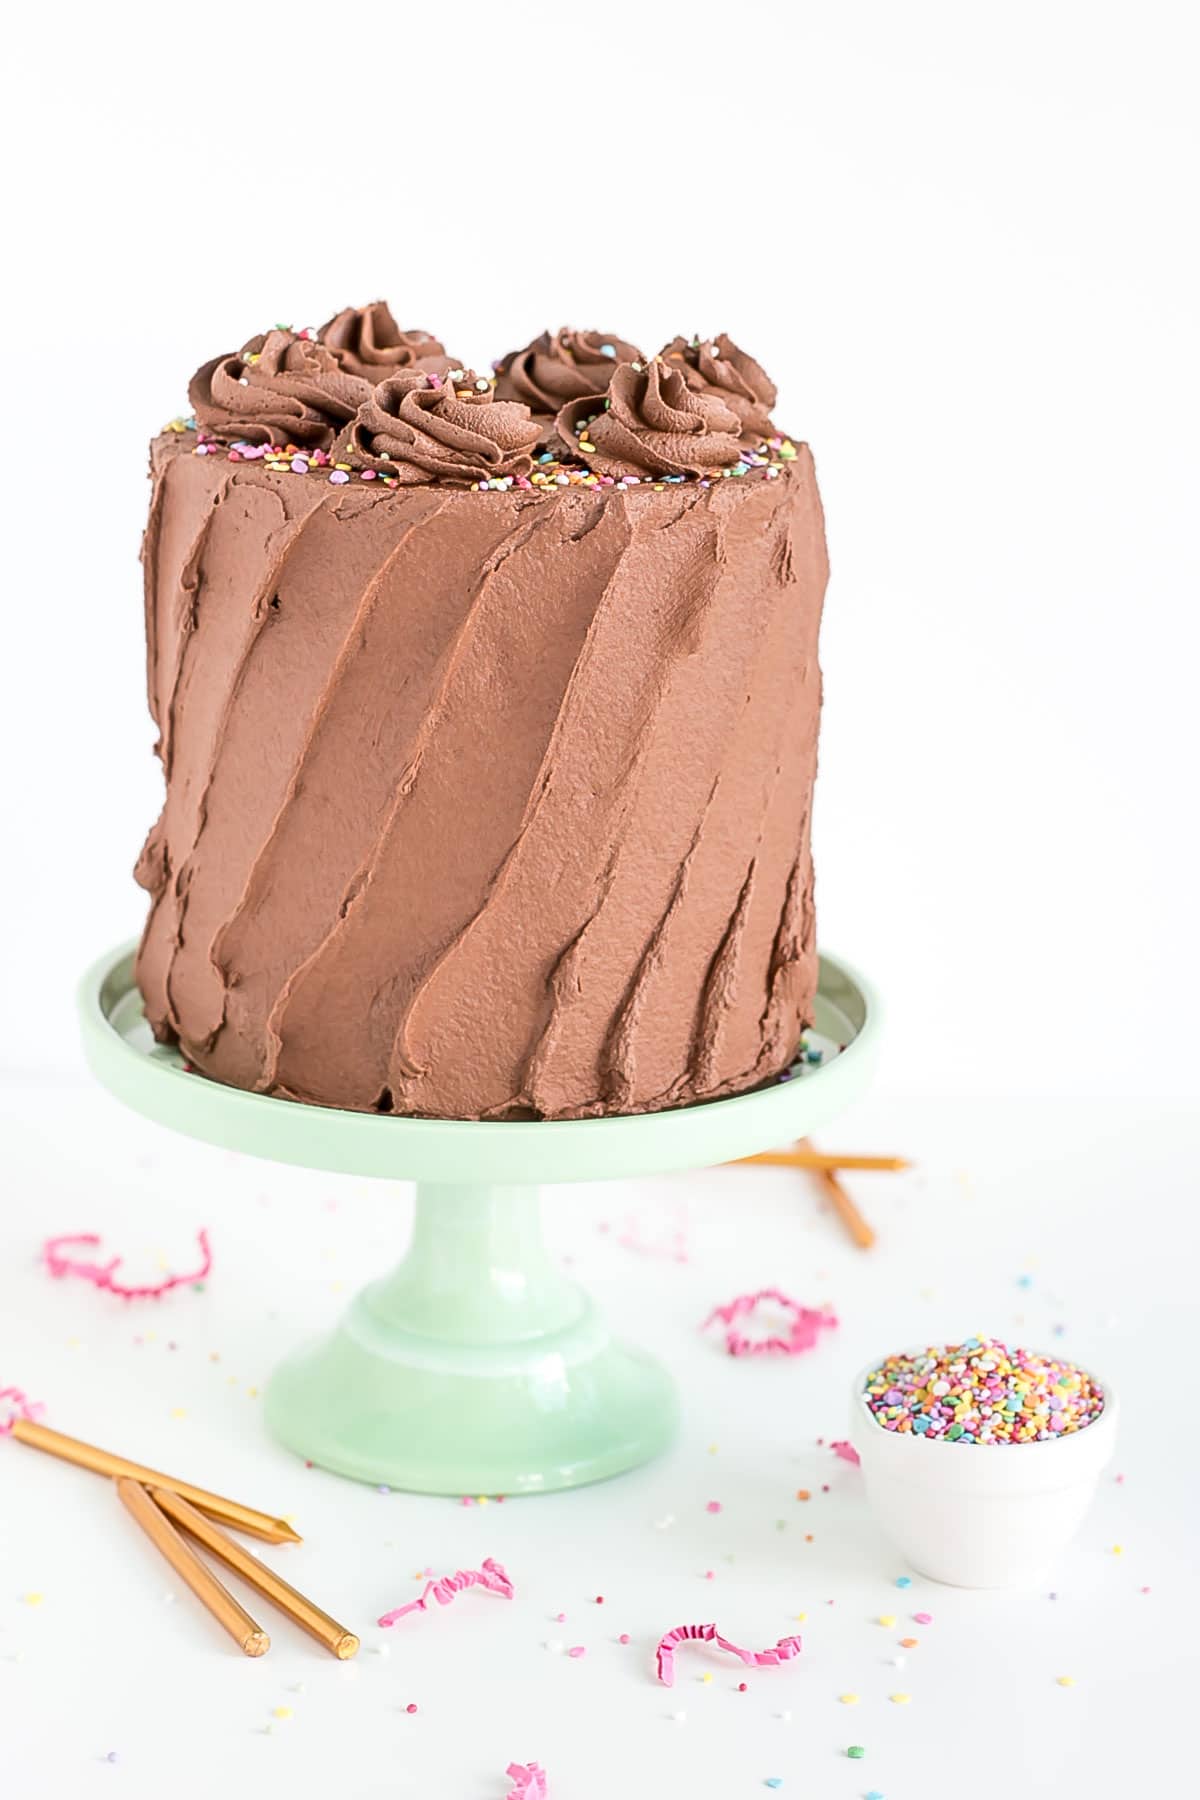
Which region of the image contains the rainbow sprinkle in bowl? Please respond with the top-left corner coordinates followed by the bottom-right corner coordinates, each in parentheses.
top-left (849, 1338), bottom-right (1118, 1589)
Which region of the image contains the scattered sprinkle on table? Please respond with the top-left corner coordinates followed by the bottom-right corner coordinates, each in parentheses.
top-left (271, 1707), bottom-right (291, 1720)
top-left (839, 1693), bottom-right (860, 1705)
top-left (1057, 1676), bottom-right (1075, 1687)
top-left (878, 1614), bottom-right (896, 1627)
top-left (862, 1337), bottom-right (1104, 1443)
top-left (765, 1781), bottom-right (783, 1790)
top-left (900, 1636), bottom-right (918, 1647)
top-left (21, 1593), bottom-right (44, 1606)
top-left (890, 1692), bottom-right (911, 1704)
top-left (706, 1501), bottom-right (722, 1513)
top-left (847, 1744), bottom-right (866, 1759)
top-left (894, 1575), bottom-right (911, 1587)
top-left (913, 1612), bottom-right (932, 1625)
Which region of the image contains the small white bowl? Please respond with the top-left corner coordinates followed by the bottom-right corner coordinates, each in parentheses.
top-left (848, 1351), bottom-right (1119, 1589)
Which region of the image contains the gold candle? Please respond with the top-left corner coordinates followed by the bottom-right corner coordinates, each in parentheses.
top-left (11, 1420), bottom-right (300, 1544)
top-left (118, 1480), bottom-right (270, 1656)
top-left (152, 1487), bottom-right (359, 1660)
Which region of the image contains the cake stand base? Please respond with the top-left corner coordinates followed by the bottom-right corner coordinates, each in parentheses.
top-left (80, 943), bottom-right (879, 1495)
top-left (265, 1183), bottom-right (676, 1494)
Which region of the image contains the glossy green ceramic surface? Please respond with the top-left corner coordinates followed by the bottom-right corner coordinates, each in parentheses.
top-left (79, 942), bottom-right (879, 1492)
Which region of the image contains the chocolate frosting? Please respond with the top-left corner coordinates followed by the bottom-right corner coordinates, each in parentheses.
top-left (335, 372), bottom-right (541, 484)
top-left (320, 302), bottom-right (453, 381)
top-left (558, 358), bottom-right (744, 478)
top-left (189, 330), bottom-right (372, 449)
top-left (494, 328), bottom-right (643, 419)
top-left (135, 430), bottom-right (827, 1121)
top-left (659, 333), bottom-right (778, 444)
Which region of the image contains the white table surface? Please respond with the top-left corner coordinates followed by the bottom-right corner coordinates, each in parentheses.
top-left (1, 1079), bottom-right (1196, 1799)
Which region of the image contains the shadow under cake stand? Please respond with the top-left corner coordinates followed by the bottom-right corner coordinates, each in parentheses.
top-left (79, 942), bottom-right (880, 1496)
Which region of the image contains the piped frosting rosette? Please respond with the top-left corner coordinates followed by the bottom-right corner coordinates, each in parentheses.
top-left (320, 301), bottom-right (454, 382)
top-left (494, 327), bottom-right (644, 438)
top-left (557, 357), bottom-right (745, 479)
top-left (658, 333), bottom-right (778, 445)
top-left (335, 370), bottom-right (541, 485)
top-left (188, 329), bottom-right (373, 449)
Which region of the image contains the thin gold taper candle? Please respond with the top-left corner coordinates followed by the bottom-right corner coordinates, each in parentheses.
top-left (117, 1479), bottom-right (270, 1656)
top-left (798, 1137), bottom-right (877, 1250)
top-left (737, 1149), bottom-right (910, 1173)
top-left (151, 1487), bottom-right (359, 1659)
top-left (11, 1420), bottom-right (300, 1544)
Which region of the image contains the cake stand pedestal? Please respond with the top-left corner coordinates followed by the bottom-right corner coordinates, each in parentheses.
top-left (79, 944), bottom-right (879, 1495)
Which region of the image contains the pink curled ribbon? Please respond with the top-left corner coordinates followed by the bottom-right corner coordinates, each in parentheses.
top-left (655, 1623), bottom-right (803, 1687)
top-left (378, 1557), bottom-right (514, 1627)
top-left (703, 1288), bottom-right (836, 1357)
top-left (0, 1388), bottom-right (44, 1436)
top-left (506, 1763), bottom-right (547, 1799)
top-left (42, 1229), bottom-right (212, 1300)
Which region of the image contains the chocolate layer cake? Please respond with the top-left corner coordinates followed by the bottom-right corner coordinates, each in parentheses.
top-left (135, 306), bottom-right (829, 1120)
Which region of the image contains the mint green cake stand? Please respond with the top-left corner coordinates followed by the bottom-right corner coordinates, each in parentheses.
top-left (79, 942), bottom-right (879, 1496)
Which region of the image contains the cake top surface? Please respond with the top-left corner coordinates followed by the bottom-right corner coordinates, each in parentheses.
top-left (169, 303), bottom-right (801, 494)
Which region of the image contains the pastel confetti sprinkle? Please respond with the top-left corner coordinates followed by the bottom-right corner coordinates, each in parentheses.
top-left (890, 1692), bottom-right (911, 1704)
top-left (378, 1557), bottom-right (512, 1626)
top-left (706, 1501), bottom-right (722, 1513)
top-left (567, 1646), bottom-right (586, 1658)
top-left (878, 1615), bottom-right (896, 1628)
top-left (655, 1623), bottom-right (802, 1688)
top-left (862, 1338), bottom-right (1104, 1444)
top-left (847, 1745), bottom-right (866, 1759)
top-left (42, 1229), bottom-right (212, 1300)
top-left (703, 1288), bottom-right (837, 1358)
top-left (894, 1576), bottom-right (912, 1588)
top-left (506, 1765), bottom-right (547, 1800)
top-left (1057, 1676), bottom-right (1075, 1687)
top-left (912, 1612), bottom-right (933, 1625)
top-left (830, 1440), bottom-right (861, 1466)
top-left (839, 1693), bottom-right (859, 1705)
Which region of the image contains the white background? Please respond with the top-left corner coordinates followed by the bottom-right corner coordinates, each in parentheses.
top-left (2, 9), bottom-right (1199, 1799)
top-left (4, 0), bottom-right (1198, 1099)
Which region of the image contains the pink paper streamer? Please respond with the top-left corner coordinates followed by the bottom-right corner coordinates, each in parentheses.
top-left (830, 1439), bottom-right (861, 1466)
top-left (42, 1229), bottom-right (212, 1301)
top-left (703, 1288), bottom-right (837, 1357)
top-left (655, 1622), bottom-right (803, 1687)
top-left (378, 1557), bottom-right (513, 1627)
top-left (506, 1764), bottom-right (547, 1800)
top-left (0, 1387), bottom-right (44, 1436)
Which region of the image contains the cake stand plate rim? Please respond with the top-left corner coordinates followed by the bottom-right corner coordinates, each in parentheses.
top-left (79, 939), bottom-right (882, 1183)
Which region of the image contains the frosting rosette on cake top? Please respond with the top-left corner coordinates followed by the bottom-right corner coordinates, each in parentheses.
top-left (188, 329), bottom-right (372, 449)
top-left (659, 333), bottom-right (778, 445)
top-left (558, 357), bottom-right (744, 478)
top-left (493, 327), bottom-right (644, 423)
top-left (335, 370), bottom-right (541, 484)
top-left (319, 301), bottom-right (454, 382)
